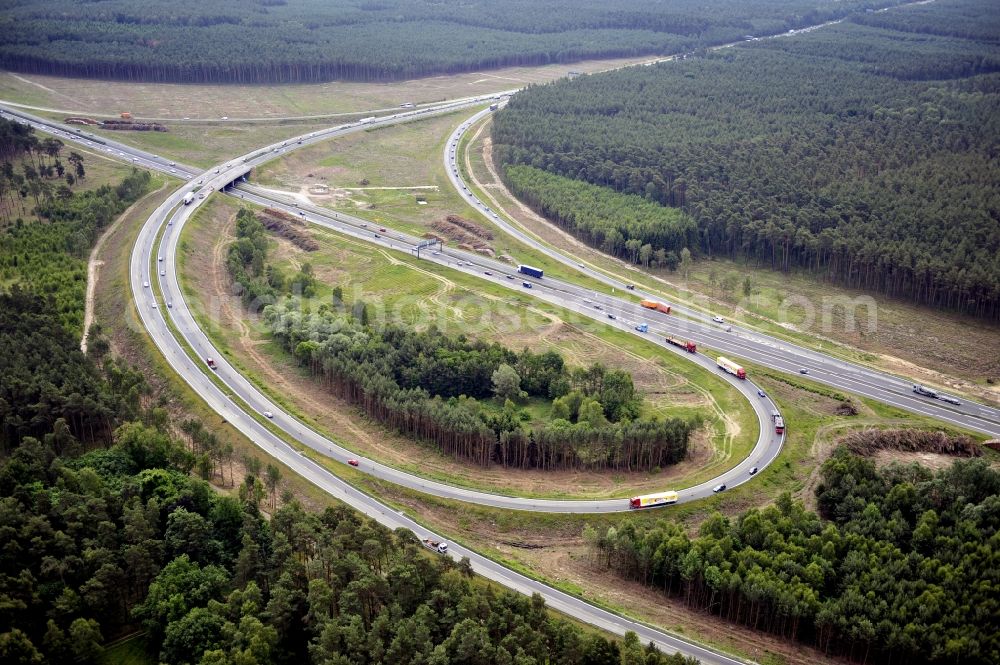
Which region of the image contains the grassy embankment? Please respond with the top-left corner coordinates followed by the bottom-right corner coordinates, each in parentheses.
top-left (98, 634), bottom-right (152, 665)
top-left (253, 109), bottom-right (625, 299)
top-left (0, 49), bottom-right (665, 169)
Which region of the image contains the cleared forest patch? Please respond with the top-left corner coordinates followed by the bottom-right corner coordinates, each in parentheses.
top-left (0, 53), bottom-right (660, 121)
top-left (258, 208), bottom-right (319, 251)
top-left (839, 428), bottom-right (982, 458)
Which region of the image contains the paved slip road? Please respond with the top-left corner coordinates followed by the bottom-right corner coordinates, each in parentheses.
top-left (8, 100), bottom-right (772, 518)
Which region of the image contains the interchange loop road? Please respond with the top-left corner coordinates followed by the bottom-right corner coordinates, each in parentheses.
top-left (0, 102), bottom-right (784, 511)
top-left (3, 99), bottom-right (778, 664)
top-left (146, 109), bottom-right (784, 513)
top-left (3, 97), bottom-right (785, 665)
top-left (4, 61), bottom-right (1000, 660)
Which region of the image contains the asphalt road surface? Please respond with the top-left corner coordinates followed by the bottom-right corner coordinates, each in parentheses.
top-left (3, 45), bottom-right (996, 658)
top-left (442, 107), bottom-right (1000, 439)
top-left (109, 102), bottom-right (784, 513)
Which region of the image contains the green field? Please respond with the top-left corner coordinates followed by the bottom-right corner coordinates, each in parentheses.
top-left (91, 121), bottom-right (336, 169)
top-left (0, 54), bottom-right (661, 121)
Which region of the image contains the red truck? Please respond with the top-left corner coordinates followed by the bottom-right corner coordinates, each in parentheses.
top-left (665, 336), bottom-right (697, 353)
top-left (640, 300), bottom-right (671, 315)
top-left (772, 410), bottom-right (785, 435)
top-left (206, 357), bottom-right (218, 370)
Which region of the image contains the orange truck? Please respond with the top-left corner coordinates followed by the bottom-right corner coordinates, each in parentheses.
top-left (640, 300), bottom-right (671, 314)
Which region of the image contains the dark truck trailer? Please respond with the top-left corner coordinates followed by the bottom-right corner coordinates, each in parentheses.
top-left (518, 264), bottom-right (543, 279)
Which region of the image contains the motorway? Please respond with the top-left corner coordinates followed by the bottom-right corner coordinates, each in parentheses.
top-left (116, 103), bottom-right (782, 512)
top-left (127, 133), bottom-right (766, 665)
top-left (3, 99), bottom-right (777, 664)
top-left (0, 100), bottom-right (766, 665)
top-left (443, 107), bottom-right (1000, 439)
top-left (0, 104), bottom-right (787, 507)
top-left (4, 58), bottom-right (1000, 661)
top-left (7, 92), bottom-right (1000, 509)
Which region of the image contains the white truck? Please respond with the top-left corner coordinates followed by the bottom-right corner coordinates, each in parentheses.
top-left (717, 356), bottom-right (747, 379)
top-left (182, 192), bottom-right (195, 205)
top-left (629, 491), bottom-right (678, 510)
top-left (422, 538), bottom-right (449, 554)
